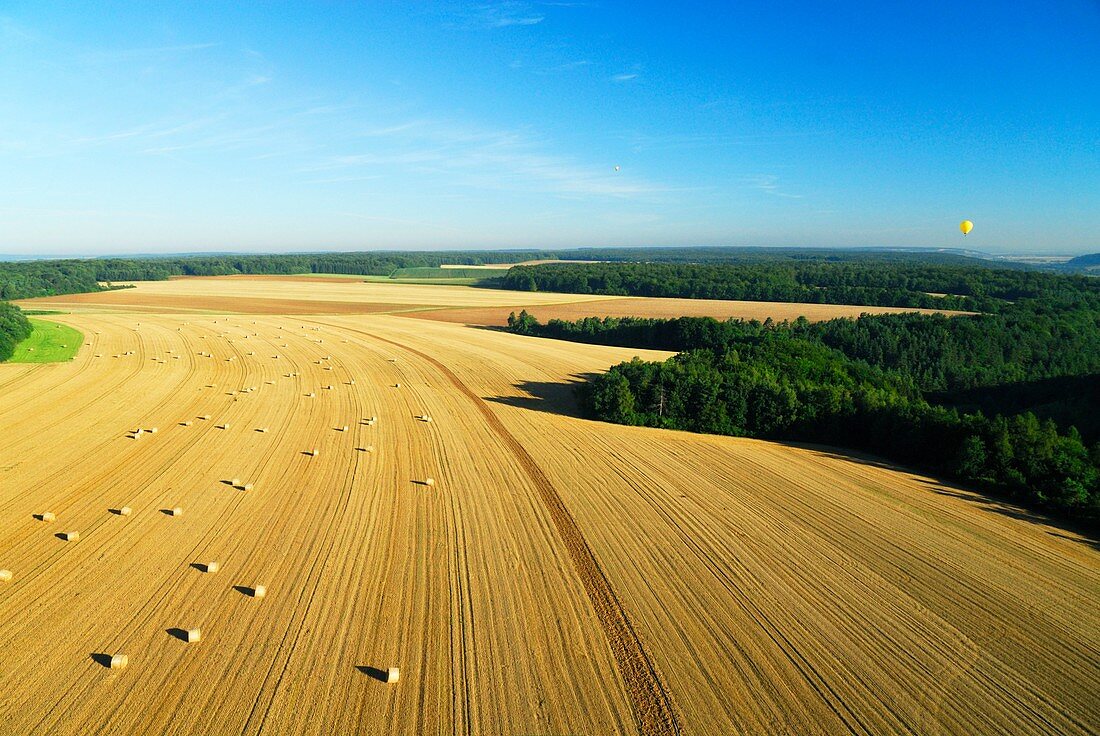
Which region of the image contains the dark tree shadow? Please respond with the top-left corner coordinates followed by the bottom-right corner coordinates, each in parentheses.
top-left (785, 441), bottom-right (1099, 546)
top-left (483, 374), bottom-right (597, 419)
top-left (356, 665), bottom-right (390, 682)
top-left (165, 628), bottom-right (190, 642)
top-left (90, 653), bottom-right (114, 668)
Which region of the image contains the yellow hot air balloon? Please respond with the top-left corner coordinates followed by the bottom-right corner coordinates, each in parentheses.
top-left (960, 220), bottom-right (974, 236)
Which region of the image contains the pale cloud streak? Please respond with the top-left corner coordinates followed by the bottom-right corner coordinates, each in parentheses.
top-left (745, 174), bottom-right (803, 198)
top-left (303, 120), bottom-right (676, 199)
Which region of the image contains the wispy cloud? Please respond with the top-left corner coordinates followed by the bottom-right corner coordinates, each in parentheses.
top-left (303, 120), bottom-right (675, 199)
top-left (448, 2), bottom-right (548, 29)
top-left (612, 73), bottom-right (638, 82)
top-left (77, 42), bottom-right (219, 64)
top-left (745, 174), bottom-right (803, 198)
top-left (492, 14), bottom-right (544, 27)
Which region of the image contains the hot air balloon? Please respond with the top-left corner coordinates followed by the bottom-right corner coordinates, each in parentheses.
top-left (960, 220), bottom-right (974, 236)
top-left (614, 165), bottom-right (621, 172)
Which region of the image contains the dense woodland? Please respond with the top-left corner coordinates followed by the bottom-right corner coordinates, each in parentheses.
top-left (0, 302), bottom-right (32, 362)
top-left (0, 247), bottom-right (1045, 302)
top-left (0, 251), bottom-right (564, 300)
top-left (501, 260), bottom-right (1100, 313)
top-left (507, 263), bottom-right (1100, 523)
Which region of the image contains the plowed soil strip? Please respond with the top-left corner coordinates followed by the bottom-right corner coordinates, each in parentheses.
top-left (359, 328), bottom-right (680, 736)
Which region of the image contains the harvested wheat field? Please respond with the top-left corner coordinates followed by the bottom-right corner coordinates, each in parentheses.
top-left (408, 295), bottom-right (972, 327)
top-left (0, 278), bottom-right (1096, 735)
top-left (20, 274), bottom-right (969, 324)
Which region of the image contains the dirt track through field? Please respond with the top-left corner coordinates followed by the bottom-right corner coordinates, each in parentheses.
top-left (350, 325), bottom-right (680, 735)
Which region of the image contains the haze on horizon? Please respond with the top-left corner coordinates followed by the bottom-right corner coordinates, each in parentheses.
top-left (1, 1), bottom-right (1097, 257)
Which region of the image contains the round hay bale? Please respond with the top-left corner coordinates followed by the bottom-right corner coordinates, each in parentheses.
top-left (252, 585), bottom-right (267, 599)
top-left (119, 507), bottom-right (133, 516)
top-left (109, 654), bottom-right (128, 669)
top-left (386, 667), bottom-right (400, 683)
top-left (39, 512), bottom-right (56, 523)
top-left (0, 570), bottom-right (12, 583)
top-left (205, 561), bottom-right (220, 573)
top-left (61, 531), bottom-right (80, 542)
top-left (185, 628), bottom-right (201, 643)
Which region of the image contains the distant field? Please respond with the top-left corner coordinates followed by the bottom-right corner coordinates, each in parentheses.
top-left (7, 318), bottom-right (82, 363)
top-left (411, 295), bottom-right (974, 327)
top-left (389, 266), bottom-right (498, 280)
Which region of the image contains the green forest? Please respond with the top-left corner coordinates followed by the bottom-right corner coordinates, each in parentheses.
top-left (506, 262), bottom-right (1100, 524)
top-left (0, 247), bottom-right (1045, 302)
top-left (0, 302), bottom-right (32, 363)
top-left (500, 260), bottom-right (1100, 313)
top-left (0, 251), bottom-right (561, 300)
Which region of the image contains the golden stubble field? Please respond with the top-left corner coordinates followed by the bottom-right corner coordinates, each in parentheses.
top-left (26, 274), bottom-right (970, 324)
top-left (1, 277), bottom-right (1096, 735)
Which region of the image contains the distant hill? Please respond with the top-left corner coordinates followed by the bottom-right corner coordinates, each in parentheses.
top-left (1063, 253), bottom-right (1100, 273)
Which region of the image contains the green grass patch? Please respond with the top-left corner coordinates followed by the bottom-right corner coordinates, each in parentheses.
top-left (389, 266), bottom-right (497, 280)
top-left (8, 318), bottom-right (83, 363)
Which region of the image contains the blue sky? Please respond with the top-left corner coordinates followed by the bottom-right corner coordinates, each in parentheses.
top-left (1, 1), bottom-right (1097, 256)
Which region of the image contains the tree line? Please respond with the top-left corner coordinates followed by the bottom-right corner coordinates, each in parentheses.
top-left (500, 260), bottom-right (1100, 313)
top-left (0, 247), bottom-right (1033, 302)
top-left (0, 302), bottom-right (32, 362)
top-left (507, 307), bottom-right (1100, 524)
top-left (0, 251), bottom-right (567, 300)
